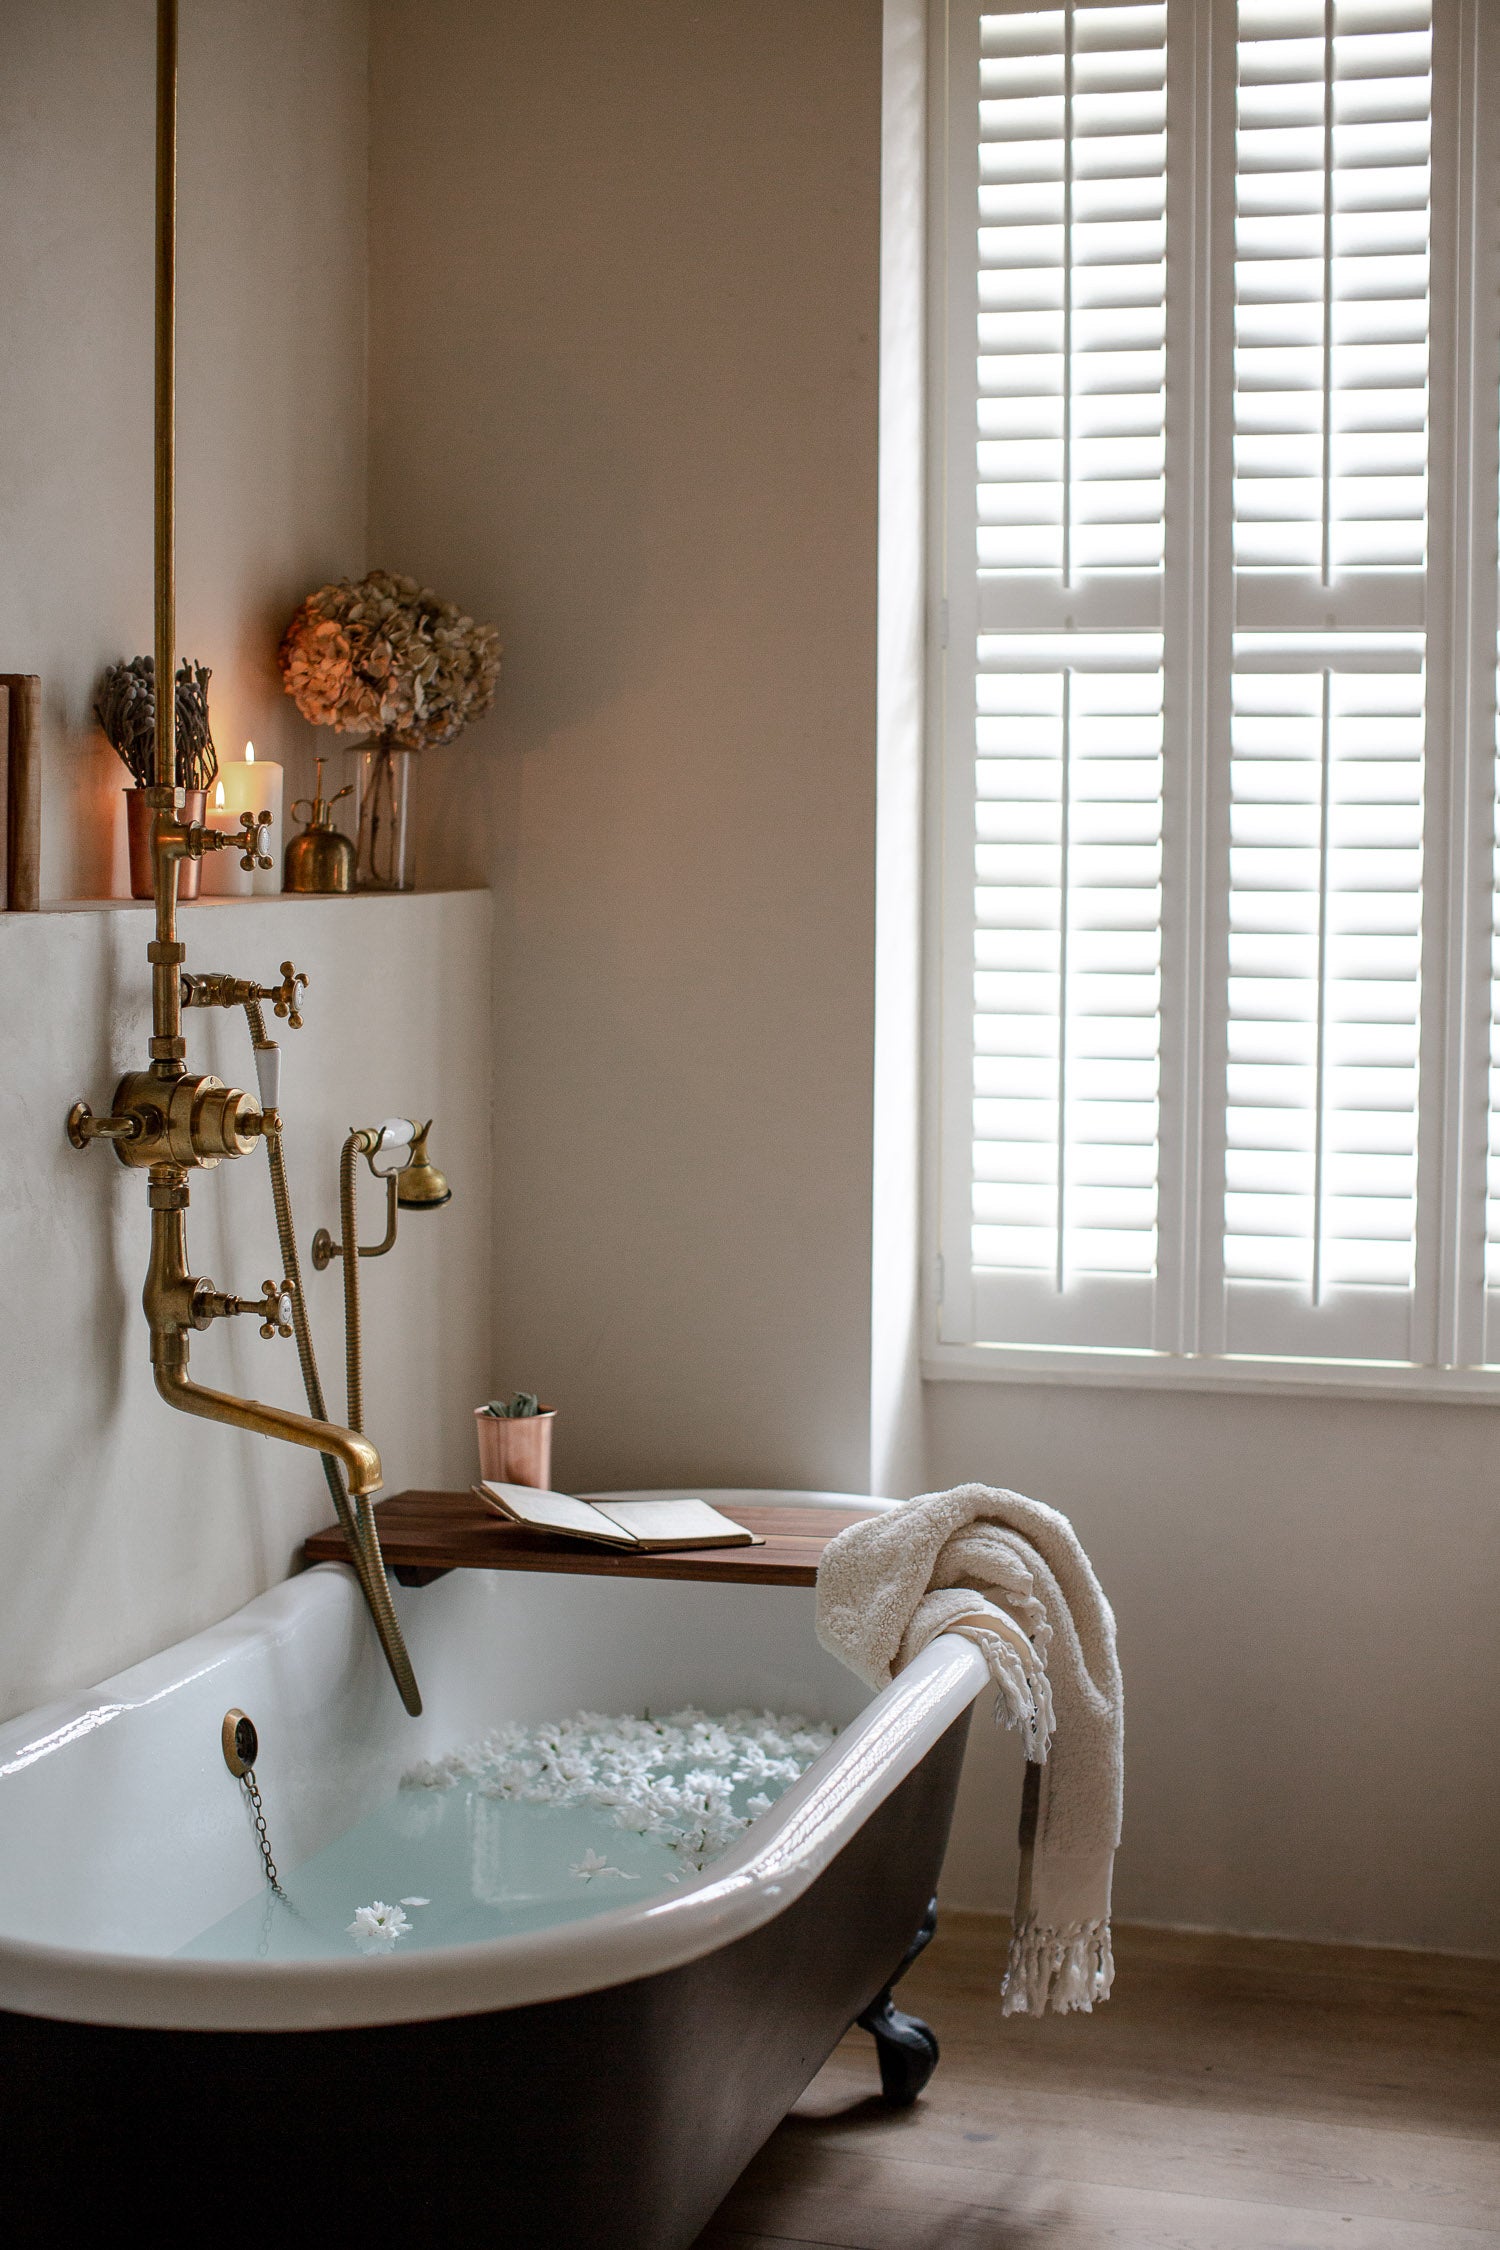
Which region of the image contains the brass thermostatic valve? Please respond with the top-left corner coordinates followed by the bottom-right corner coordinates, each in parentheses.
top-left (68, 1072), bottom-right (274, 1170)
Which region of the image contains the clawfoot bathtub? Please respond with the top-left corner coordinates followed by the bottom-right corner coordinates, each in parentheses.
top-left (0, 1492), bottom-right (987, 2246)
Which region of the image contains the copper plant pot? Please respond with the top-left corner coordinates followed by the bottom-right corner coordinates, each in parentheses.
top-left (475, 1406), bottom-right (556, 1490)
top-left (125, 787), bottom-right (206, 901)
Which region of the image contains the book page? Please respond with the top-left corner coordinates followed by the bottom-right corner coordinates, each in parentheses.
top-left (592, 1498), bottom-right (761, 1549)
top-left (475, 1483), bottom-right (639, 1545)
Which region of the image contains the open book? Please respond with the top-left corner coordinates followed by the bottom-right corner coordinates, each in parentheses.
top-left (474, 1482), bottom-right (765, 1552)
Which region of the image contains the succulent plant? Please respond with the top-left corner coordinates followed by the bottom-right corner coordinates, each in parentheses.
top-left (94, 656), bottom-right (219, 791)
top-left (481, 1392), bottom-right (542, 1419)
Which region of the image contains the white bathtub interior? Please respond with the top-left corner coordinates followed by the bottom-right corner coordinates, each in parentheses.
top-left (0, 1493), bottom-right (893, 1963)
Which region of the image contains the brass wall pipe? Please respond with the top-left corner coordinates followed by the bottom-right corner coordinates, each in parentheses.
top-left (62, 0), bottom-right (419, 1710)
top-left (154, 0), bottom-right (176, 795)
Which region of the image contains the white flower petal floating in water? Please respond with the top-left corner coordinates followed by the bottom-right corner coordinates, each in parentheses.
top-left (404, 1706), bottom-right (836, 1877)
top-left (569, 1849), bottom-right (638, 1883)
top-left (398, 1897), bottom-right (430, 1908)
top-left (347, 1900), bottom-right (412, 1953)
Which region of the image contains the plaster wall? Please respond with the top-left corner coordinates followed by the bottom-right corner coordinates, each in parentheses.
top-left (931, 1380), bottom-right (1500, 1955)
top-left (0, 0), bottom-right (369, 901)
top-left (367, 0), bottom-right (884, 1500)
top-left (0, 891), bottom-right (493, 1723)
top-left (0, 4), bottom-right (494, 1726)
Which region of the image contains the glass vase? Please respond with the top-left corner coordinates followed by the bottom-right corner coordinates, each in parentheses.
top-left (348, 738), bottom-right (415, 892)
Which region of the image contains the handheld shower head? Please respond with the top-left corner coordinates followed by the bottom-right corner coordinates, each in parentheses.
top-left (396, 1120), bottom-right (451, 1210)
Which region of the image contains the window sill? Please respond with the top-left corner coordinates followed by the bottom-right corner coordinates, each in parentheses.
top-left (923, 1340), bottom-right (1500, 1406)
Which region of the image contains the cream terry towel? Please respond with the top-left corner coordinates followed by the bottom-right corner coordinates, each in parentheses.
top-left (815, 1482), bottom-right (1123, 2016)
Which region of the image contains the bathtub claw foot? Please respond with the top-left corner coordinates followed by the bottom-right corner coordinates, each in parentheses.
top-left (857, 1993), bottom-right (941, 2105)
top-left (856, 1895), bottom-right (941, 2106)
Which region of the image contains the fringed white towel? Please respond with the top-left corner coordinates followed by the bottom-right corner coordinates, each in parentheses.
top-left (815, 1482), bottom-right (1122, 2017)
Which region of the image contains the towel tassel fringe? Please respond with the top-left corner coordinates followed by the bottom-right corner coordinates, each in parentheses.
top-left (1001, 1913), bottom-right (1114, 2017)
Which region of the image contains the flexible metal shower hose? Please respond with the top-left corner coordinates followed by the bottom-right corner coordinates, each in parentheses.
top-left (244, 1000), bottom-right (421, 1715)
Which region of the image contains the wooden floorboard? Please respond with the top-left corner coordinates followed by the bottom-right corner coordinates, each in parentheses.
top-left (693, 1917), bottom-right (1500, 2250)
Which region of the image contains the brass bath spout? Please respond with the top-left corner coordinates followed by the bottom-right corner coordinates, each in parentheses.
top-left (153, 1358), bottom-right (384, 1502)
top-left (144, 1201), bottom-right (384, 1500)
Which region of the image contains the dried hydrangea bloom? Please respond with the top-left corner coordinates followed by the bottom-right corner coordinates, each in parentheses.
top-left (279, 570), bottom-right (501, 750)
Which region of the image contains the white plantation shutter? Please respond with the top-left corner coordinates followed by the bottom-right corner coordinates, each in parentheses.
top-left (954, 0), bottom-right (1170, 1354)
top-left (1223, 640), bottom-right (1425, 1359)
top-left (976, 2), bottom-right (1167, 581)
top-left (1232, 0), bottom-right (1431, 584)
top-left (1222, 0), bottom-right (1433, 1363)
top-left (972, 634), bottom-right (1163, 1346)
top-left (934, 0), bottom-right (1500, 1389)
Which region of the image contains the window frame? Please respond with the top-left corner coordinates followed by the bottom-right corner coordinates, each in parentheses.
top-left (923, 0), bottom-right (1500, 1399)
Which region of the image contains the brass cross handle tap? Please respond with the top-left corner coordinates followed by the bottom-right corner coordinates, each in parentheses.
top-left (187, 1278), bottom-right (292, 1323)
top-left (255, 1278), bottom-right (296, 1338)
top-left (270, 962), bottom-right (308, 1029)
top-left (180, 962), bottom-right (309, 1028)
top-left (194, 1277), bottom-right (296, 1336)
top-left (236, 810), bottom-right (273, 871)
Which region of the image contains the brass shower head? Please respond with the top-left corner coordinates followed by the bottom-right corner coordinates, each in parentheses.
top-left (395, 1119), bottom-right (451, 1210)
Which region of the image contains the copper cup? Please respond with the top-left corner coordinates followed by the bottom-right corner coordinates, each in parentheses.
top-left (125, 787), bottom-right (206, 901)
top-left (475, 1407), bottom-right (556, 1489)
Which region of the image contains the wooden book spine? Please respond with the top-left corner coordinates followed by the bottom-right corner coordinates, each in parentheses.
top-left (1, 674), bottom-right (41, 910)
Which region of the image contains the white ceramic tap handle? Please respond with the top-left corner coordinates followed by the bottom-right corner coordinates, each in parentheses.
top-left (368, 1117), bottom-right (418, 1175)
top-left (253, 1044), bottom-right (281, 1112)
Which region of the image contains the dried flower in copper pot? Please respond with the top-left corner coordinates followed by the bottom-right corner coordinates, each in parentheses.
top-left (94, 656), bottom-right (219, 792)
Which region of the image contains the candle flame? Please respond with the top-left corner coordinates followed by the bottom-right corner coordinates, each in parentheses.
top-left (245, 742), bottom-right (255, 764)
top-left (215, 780), bottom-right (225, 809)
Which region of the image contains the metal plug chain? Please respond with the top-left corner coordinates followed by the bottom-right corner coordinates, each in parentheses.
top-left (239, 1766), bottom-right (286, 1897)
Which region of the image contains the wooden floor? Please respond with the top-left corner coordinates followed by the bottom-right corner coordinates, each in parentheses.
top-left (694, 1916), bottom-right (1500, 2249)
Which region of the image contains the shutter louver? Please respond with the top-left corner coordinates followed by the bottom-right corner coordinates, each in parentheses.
top-left (967, 0), bottom-right (1169, 1352)
top-left (1233, 0), bottom-right (1431, 585)
top-left (1223, 0), bottom-right (1430, 1362)
top-left (1223, 641), bottom-right (1424, 1358)
top-left (978, 2), bottom-right (1168, 580)
top-left (971, 634), bottom-right (1163, 1346)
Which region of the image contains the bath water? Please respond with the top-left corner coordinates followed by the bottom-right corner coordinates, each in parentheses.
top-left (177, 1785), bottom-right (691, 1962)
top-left (178, 1705), bottom-right (836, 1963)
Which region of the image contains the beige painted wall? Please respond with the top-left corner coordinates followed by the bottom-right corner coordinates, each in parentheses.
top-left (0, 0), bottom-right (368, 900)
top-left (365, 0), bottom-right (1500, 1957)
top-left (368, 0), bottom-right (884, 1499)
top-left (930, 1380), bottom-right (1500, 1954)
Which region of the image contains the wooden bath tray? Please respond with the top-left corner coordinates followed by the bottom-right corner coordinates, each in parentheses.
top-left (302, 1489), bottom-right (876, 1589)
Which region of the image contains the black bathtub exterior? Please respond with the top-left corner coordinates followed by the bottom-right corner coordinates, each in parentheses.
top-left (2, 1710), bottom-right (971, 2248)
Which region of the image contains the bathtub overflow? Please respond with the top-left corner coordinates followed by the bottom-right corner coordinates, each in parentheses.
top-left (222, 1707), bottom-right (258, 1776)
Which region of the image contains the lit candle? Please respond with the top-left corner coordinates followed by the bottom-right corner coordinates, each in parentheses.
top-left (213, 742), bottom-right (285, 896)
top-left (199, 777), bottom-right (254, 897)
